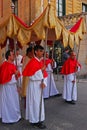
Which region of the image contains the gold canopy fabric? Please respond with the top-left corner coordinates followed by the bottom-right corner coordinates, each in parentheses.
top-left (0, 3), bottom-right (86, 49)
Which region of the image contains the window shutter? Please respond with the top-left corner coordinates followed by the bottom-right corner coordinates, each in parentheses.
top-left (66, 0), bottom-right (82, 15)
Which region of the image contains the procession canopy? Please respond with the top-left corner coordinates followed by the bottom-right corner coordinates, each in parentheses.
top-left (0, 3), bottom-right (86, 49)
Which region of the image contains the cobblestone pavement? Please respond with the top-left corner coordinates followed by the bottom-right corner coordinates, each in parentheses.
top-left (0, 75), bottom-right (87, 130)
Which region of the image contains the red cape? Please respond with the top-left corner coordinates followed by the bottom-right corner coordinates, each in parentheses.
top-left (41, 58), bottom-right (52, 77)
top-left (0, 61), bottom-right (18, 84)
top-left (22, 57), bottom-right (48, 78)
top-left (61, 57), bottom-right (81, 75)
top-left (41, 58), bottom-right (52, 67)
top-left (45, 59), bottom-right (52, 66)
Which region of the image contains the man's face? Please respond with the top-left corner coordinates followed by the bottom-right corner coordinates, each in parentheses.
top-left (9, 51), bottom-right (15, 62)
top-left (28, 51), bottom-right (34, 58)
top-left (71, 52), bottom-right (76, 60)
top-left (16, 50), bottom-right (19, 56)
top-left (35, 49), bottom-right (44, 59)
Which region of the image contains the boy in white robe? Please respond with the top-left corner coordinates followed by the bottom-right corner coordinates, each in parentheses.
top-left (23, 45), bottom-right (47, 129)
top-left (0, 50), bottom-right (21, 123)
top-left (43, 52), bottom-right (62, 98)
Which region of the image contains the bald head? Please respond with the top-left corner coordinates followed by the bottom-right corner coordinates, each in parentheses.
top-left (70, 51), bottom-right (76, 60)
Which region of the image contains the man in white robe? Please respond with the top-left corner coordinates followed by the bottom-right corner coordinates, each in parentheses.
top-left (43, 55), bottom-right (62, 98)
top-left (21, 46), bottom-right (34, 119)
top-left (23, 45), bottom-right (47, 129)
top-left (61, 51), bottom-right (81, 104)
top-left (0, 50), bottom-right (21, 123)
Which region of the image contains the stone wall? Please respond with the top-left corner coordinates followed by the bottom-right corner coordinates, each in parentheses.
top-left (0, 0), bottom-right (11, 24)
top-left (81, 0), bottom-right (87, 4)
top-left (78, 15), bottom-right (87, 76)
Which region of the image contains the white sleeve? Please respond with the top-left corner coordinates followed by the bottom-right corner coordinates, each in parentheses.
top-left (77, 66), bottom-right (81, 72)
top-left (29, 69), bottom-right (44, 81)
top-left (53, 61), bottom-right (57, 68)
top-left (46, 64), bottom-right (53, 72)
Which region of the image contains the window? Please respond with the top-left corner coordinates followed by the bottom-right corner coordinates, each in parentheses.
top-left (56, 0), bottom-right (66, 16)
top-left (82, 3), bottom-right (87, 12)
top-left (12, 0), bottom-right (18, 15)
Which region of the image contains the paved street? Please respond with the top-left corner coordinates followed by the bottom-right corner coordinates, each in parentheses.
top-left (0, 75), bottom-right (87, 130)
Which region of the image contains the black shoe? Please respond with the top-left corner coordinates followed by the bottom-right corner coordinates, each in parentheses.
top-left (65, 100), bottom-right (76, 105)
top-left (37, 122), bottom-right (46, 129)
top-left (71, 100), bottom-right (76, 104)
top-left (30, 122), bottom-right (46, 129)
top-left (50, 93), bottom-right (62, 98)
top-left (30, 123), bottom-right (39, 128)
top-left (65, 100), bottom-right (72, 104)
top-left (44, 97), bottom-right (49, 100)
top-left (57, 93), bottom-right (62, 97)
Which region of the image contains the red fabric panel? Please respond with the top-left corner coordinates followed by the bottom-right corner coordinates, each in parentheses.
top-left (0, 61), bottom-right (17, 84)
top-left (70, 18), bottom-right (83, 33)
top-left (13, 14), bottom-right (29, 28)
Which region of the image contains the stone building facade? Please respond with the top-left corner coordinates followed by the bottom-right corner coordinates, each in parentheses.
top-left (0, 0), bottom-right (11, 23)
top-left (0, 0), bottom-right (87, 23)
top-left (0, 0), bottom-right (87, 76)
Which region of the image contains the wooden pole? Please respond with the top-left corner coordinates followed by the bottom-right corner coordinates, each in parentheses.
top-left (77, 40), bottom-right (81, 83)
top-left (39, 28), bottom-right (48, 122)
top-left (49, 41), bottom-right (54, 95)
top-left (43, 28), bottom-right (48, 64)
top-left (71, 40), bottom-right (81, 100)
top-left (13, 37), bottom-right (23, 116)
top-left (13, 37), bottom-right (17, 66)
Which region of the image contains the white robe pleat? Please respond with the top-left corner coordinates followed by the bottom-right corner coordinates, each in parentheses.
top-left (43, 64), bottom-right (59, 98)
top-left (26, 70), bottom-right (45, 123)
top-left (63, 73), bottom-right (77, 101)
top-left (1, 75), bottom-right (21, 123)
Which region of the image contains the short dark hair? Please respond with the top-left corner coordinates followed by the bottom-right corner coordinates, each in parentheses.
top-left (34, 45), bottom-right (44, 52)
top-left (5, 50), bottom-right (12, 60)
top-left (26, 46), bottom-right (33, 55)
